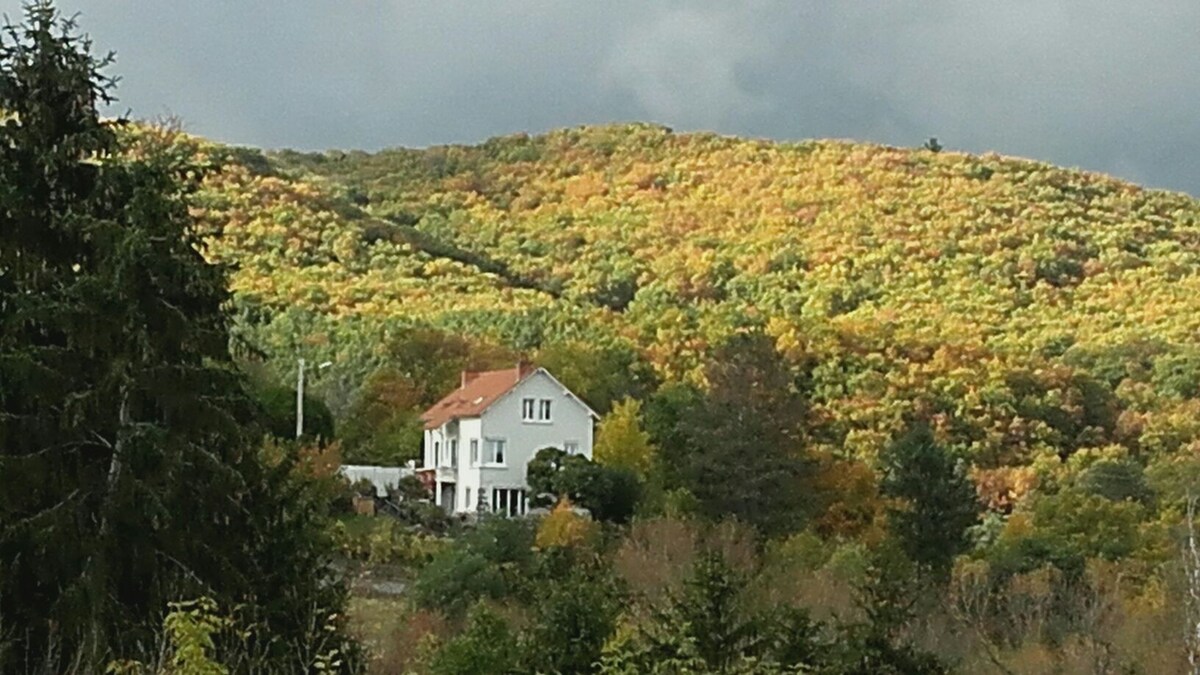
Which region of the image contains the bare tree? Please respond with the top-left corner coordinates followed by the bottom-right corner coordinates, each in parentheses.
top-left (1184, 494), bottom-right (1200, 674)
top-left (1074, 559), bottom-right (1126, 675)
top-left (950, 559), bottom-right (1018, 675)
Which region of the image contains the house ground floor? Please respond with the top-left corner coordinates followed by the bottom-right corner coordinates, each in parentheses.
top-left (434, 480), bottom-right (528, 517)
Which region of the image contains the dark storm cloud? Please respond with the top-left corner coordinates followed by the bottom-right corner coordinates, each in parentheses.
top-left (6, 1), bottom-right (1200, 194)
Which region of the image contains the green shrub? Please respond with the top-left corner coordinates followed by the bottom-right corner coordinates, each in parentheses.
top-left (423, 604), bottom-right (521, 675)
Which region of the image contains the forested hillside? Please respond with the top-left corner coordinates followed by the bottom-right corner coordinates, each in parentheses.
top-left (15, 0), bottom-right (1200, 669)
top-left (188, 124), bottom-right (1200, 472)
top-left (82, 121), bottom-right (1200, 672)
top-left (165, 124), bottom-right (1200, 671)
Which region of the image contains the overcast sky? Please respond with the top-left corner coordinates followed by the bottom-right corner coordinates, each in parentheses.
top-left (6, 1), bottom-right (1199, 195)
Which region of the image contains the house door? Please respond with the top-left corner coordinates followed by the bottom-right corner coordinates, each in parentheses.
top-left (439, 483), bottom-right (456, 514)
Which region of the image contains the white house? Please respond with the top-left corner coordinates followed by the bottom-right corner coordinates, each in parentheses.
top-left (418, 363), bottom-right (598, 516)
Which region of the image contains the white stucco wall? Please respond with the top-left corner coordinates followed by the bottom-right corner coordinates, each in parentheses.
top-left (422, 427), bottom-right (439, 469)
top-left (477, 371), bottom-right (595, 498)
top-left (454, 417), bottom-right (483, 511)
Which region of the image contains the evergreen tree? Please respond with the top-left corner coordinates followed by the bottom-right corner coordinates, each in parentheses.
top-left (0, 4), bottom-right (355, 670)
top-left (520, 572), bottom-right (620, 675)
top-left (603, 551), bottom-right (831, 673)
top-left (642, 380), bottom-right (705, 490)
top-left (671, 553), bottom-right (755, 671)
top-left (665, 332), bottom-right (816, 537)
top-left (880, 425), bottom-right (979, 579)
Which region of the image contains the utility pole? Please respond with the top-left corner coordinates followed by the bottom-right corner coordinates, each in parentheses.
top-left (296, 358), bottom-right (306, 439)
top-left (296, 359), bottom-right (332, 440)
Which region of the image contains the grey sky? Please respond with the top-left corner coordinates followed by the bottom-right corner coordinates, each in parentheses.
top-left (7, 1), bottom-right (1200, 195)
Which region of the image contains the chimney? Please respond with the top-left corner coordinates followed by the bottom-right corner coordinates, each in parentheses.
top-left (461, 371), bottom-right (478, 388)
top-left (516, 360), bottom-right (535, 381)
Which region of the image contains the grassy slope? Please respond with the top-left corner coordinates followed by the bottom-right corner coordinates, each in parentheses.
top-left (187, 124), bottom-right (1200, 468)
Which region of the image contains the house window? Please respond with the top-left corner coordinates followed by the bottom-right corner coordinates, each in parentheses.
top-left (538, 399), bottom-right (552, 421)
top-left (433, 441), bottom-right (440, 466)
top-left (470, 439), bottom-right (479, 465)
top-left (449, 439), bottom-right (458, 467)
top-left (490, 488), bottom-right (526, 517)
top-left (486, 438), bottom-right (506, 465)
top-left (465, 487), bottom-right (472, 511)
top-left (522, 398), bottom-right (536, 421)
top-left (564, 441), bottom-right (580, 455)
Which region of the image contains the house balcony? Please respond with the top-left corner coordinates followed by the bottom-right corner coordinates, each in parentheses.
top-left (417, 460), bottom-right (458, 480)
top-left (415, 466), bottom-right (458, 493)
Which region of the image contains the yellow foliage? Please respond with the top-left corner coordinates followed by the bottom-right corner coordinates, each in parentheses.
top-left (535, 499), bottom-right (596, 549)
top-left (593, 398), bottom-right (656, 475)
top-left (972, 465), bottom-right (1039, 512)
top-left (128, 123), bottom-right (1200, 481)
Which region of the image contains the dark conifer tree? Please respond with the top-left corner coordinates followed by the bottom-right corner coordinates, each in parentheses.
top-left (663, 332), bottom-right (816, 536)
top-left (879, 424), bottom-right (980, 580)
top-left (0, 4), bottom-right (356, 671)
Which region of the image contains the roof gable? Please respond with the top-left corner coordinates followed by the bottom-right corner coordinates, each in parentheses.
top-left (421, 366), bottom-right (596, 430)
top-left (520, 368), bottom-right (599, 421)
top-left (421, 366), bottom-right (529, 430)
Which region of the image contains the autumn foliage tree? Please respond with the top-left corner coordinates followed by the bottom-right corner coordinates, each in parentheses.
top-left (339, 367), bottom-right (424, 465)
top-left (593, 397), bottom-right (657, 476)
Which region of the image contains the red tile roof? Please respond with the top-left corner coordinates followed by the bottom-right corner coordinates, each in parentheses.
top-left (420, 364), bottom-right (536, 430)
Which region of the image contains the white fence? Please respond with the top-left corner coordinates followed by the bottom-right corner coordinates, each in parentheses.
top-left (339, 464), bottom-right (415, 498)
